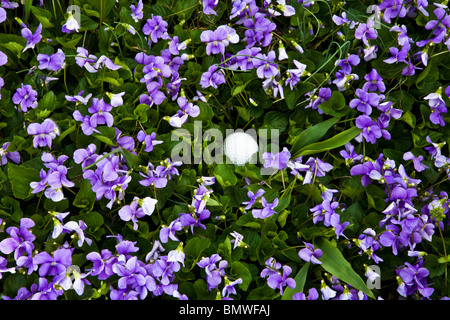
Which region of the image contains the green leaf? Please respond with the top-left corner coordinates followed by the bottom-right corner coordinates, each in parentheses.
top-left (0, 196), bottom-right (23, 222)
top-left (56, 34), bottom-right (83, 49)
top-left (400, 111), bottom-right (416, 128)
top-left (416, 62), bottom-right (439, 89)
top-left (24, 0), bottom-right (33, 23)
top-left (196, 102), bottom-right (214, 122)
top-left (290, 117), bottom-right (340, 155)
top-left (294, 126), bottom-right (361, 157)
top-left (262, 111), bottom-right (289, 133)
top-left (3, 273), bottom-right (26, 297)
top-left (78, 211), bottom-right (104, 230)
top-left (7, 163), bottom-right (41, 200)
top-left (314, 237), bottom-right (374, 299)
top-left (232, 80), bottom-right (251, 96)
top-left (438, 256), bottom-right (450, 264)
top-left (282, 262), bottom-right (310, 300)
top-left (318, 91), bottom-right (350, 116)
top-left (214, 164), bottom-right (238, 188)
top-left (30, 6), bottom-right (54, 28)
top-left (120, 147), bottom-right (143, 170)
top-left (134, 103), bottom-right (150, 122)
top-left (230, 261), bottom-right (252, 291)
top-left (284, 82), bottom-right (314, 110)
top-left (185, 237), bottom-right (211, 268)
top-left (0, 167), bottom-right (7, 190)
top-left (175, 168), bottom-right (197, 194)
top-left (73, 179), bottom-right (96, 211)
top-left (38, 91), bottom-right (56, 112)
top-left (92, 127), bottom-right (117, 146)
top-left (256, 235), bottom-right (275, 265)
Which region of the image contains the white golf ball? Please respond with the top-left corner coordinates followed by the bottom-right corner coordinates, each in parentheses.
top-left (223, 132), bottom-right (259, 166)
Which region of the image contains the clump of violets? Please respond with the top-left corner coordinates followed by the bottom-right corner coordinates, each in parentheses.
top-left (71, 97), bottom-right (118, 136)
top-left (30, 152), bottom-right (75, 202)
top-left (197, 254), bottom-right (228, 291)
top-left (1, 0), bottom-right (450, 303)
top-left (79, 150), bottom-right (132, 209)
top-left (396, 259), bottom-right (434, 299)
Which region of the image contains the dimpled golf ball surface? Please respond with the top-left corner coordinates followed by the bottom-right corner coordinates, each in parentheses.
top-left (224, 132), bottom-right (258, 166)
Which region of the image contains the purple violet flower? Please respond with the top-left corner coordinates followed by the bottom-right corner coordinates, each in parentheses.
top-left (349, 88), bottom-right (380, 115)
top-left (303, 157), bottom-right (333, 184)
top-left (197, 254), bottom-right (228, 291)
top-left (130, 0), bottom-right (144, 22)
top-left (293, 288), bottom-right (319, 300)
top-left (201, 27), bottom-right (229, 55)
top-left (285, 60), bottom-right (307, 90)
top-left (262, 147), bottom-right (291, 170)
top-left (340, 142), bottom-right (363, 165)
top-left (423, 8), bottom-right (450, 45)
top-left (137, 130), bottom-right (163, 152)
top-left (27, 118), bottom-right (59, 148)
top-left (242, 189), bottom-right (265, 210)
top-left (21, 23), bottom-right (42, 52)
top-left (379, 0), bottom-right (408, 23)
top-left (337, 54), bottom-right (360, 74)
top-left (12, 84), bottom-right (38, 112)
top-left (354, 19), bottom-right (378, 47)
top-left (0, 142), bottom-right (20, 165)
top-left (298, 242), bottom-right (323, 264)
top-left (203, 0), bottom-right (219, 15)
top-left (142, 15), bottom-right (168, 44)
top-left (251, 197), bottom-right (279, 219)
top-left (86, 249), bottom-right (117, 280)
top-left (169, 96), bottom-right (200, 127)
top-left (199, 64), bottom-right (226, 89)
top-left (355, 115), bottom-right (382, 144)
top-left (61, 12), bottom-right (80, 33)
top-left (403, 151), bottom-right (429, 172)
top-left (160, 218), bottom-right (183, 243)
top-left (363, 69), bottom-right (386, 92)
top-left (266, 265), bottom-right (296, 296)
top-left (139, 162), bottom-right (168, 189)
top-left (0, 218), bottom-right (35, 261)
top-left (236, 47), bottom-right (262, 71)
top-left (34, 248), bottom-right (73, 282)
top-left (139, 82), bottom-right (166, 106)
top-left (88, 98), bottom-right (114, 128)
top-left (253, 51), bottom-right (279, 79)
top-left (396, 260), bottom-right (434, 298)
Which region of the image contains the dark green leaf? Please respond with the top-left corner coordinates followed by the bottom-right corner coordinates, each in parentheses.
top-left (314, 237), bottom-right (374, 299)
top-left (294, 126), bottom-right (361, 157)
top-left (230, 261), bottom-right (252, 291)
top-left (290, 117), bottom-right (340, 155)
top-left (214, 164), bottom-right (238, 188)
top-left (73, 179), bottom-right (96, 211)
top-left (7, 163), bottom-right (40, 200)
top-left (318, 91), bottom-right (350, 116)
top-left (282, 262), bottom-right (310, 300)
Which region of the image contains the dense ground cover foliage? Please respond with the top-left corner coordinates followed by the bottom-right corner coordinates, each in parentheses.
top-left (0, 0), bottom-right (450, 300)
